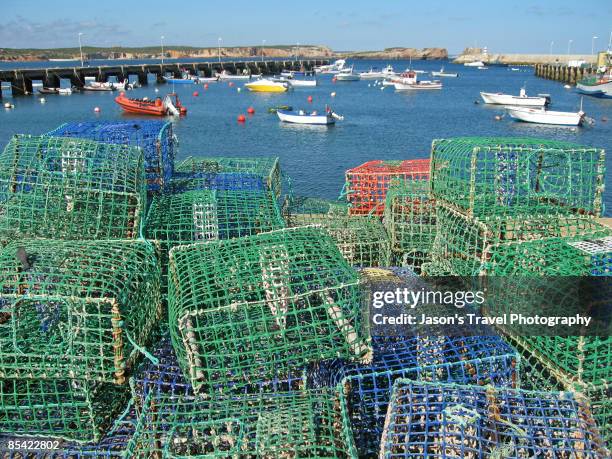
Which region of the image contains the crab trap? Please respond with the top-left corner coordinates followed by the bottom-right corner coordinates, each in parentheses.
top-left (384, 180), bottom-right (436, 270)
top-left (430, 201), bottom-right (611, 276)
top-left (336, 353), bottom-right (519, 458)
top-left (379, 379), bottom-right (607, 458)
top-left (0, 135), bottom-right (146, 243)
top-left (167, 226), bottom-right (372, 395)
top-left (45, 120), bottom-right (175, 192)
top-left (345, 159), bottom-right (431, 216)
top-left (283, 196), bottom-right (391, 267)
top-left (0, 239), bottom-right (161, 385)
top-left (0, 377), bottom-right (131, 444)
top-left (430, 137), bottom-right (605, 218)
top-left (170, 156), bottom-right (282, 197)
top-left (125, 388), bottom-right (352, 458)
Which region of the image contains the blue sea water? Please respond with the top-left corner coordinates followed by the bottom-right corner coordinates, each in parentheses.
top-left (1, 59), bottom-right (611, 213)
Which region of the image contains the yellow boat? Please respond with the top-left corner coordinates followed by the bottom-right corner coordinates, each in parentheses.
top-left (244, 78), bottom-right (289, 93)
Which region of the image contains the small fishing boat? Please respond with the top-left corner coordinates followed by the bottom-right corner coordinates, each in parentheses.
top-left (115, 92), bottom-right (187, 116)
top-left (395, 80), bottom-right (442, 90)
top-left (510, 67), bottom-right (520, 71)
top-left (359, 65), bottom-right (396, 80)
top-left (278, 76), bottom-right (317, 87)
top-left (431, 67), bottom-right (458, 77)
top-left (507, 106), bottom-right (585, 126)
top-left (336, 72), bottom-right (360, 81)
top-left (480, 88), bottom-right (550, 107)
top-left (217, 70), bottom-right (251, 80)
top-left (58, 88), bottom-right (73, 95)
top-left (164, 76), bottom-right (198, 84)
top-left (268, 105), bottom-right (293, 113)
top-left (314, 59), bottom-right (347, 74)
top-left (281, 70), bottom-right (312, 77)
top-left (576, 71), bottom-right (612, 98)
top-left (477, 66), bottom-right (489, 70)
top-left (38, 87), bottom-right (66, 94)
top-left (245, 79), bottom-right (289, 92)
top-left (465, 61), bottom-right (485, 67)
top-left (82, 82), bottom-right (115, 91)
top-left (277, 107), bottom-right (342, 125)
top-left (198, 76), bottom-right (220, 83)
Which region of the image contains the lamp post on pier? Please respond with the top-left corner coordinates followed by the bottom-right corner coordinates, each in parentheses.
top-left (160, 35), bottom-right (165, 65)
top-left (261, 39), bottom-right (266, 62)
top-left (567, 39), bottom-right (573, 55)
top-left (591, 36), bottom-right (598, 55)
top-left (78, 32), bottom-right (84, 67)
top-left (549, 41), bottom-right (554, 56)
top-left (218, 37), bottom-right (222, 63)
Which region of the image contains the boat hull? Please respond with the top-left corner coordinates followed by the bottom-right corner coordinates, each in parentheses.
top-left (286, 79), bottom-right (317, 87)
top-left (480, 92), bottom-right (548, 106)
top-left (276, 110), bottom-right (334, 125)
top-left (164, 77), bottom-right (196, 84)
top-left (431, 72), bottom-right (458, 77)
top-left (576, 80), bottom-right (612, 98)
top-left (507, 108), bottom-right (583, 126)
top-left (335, 74), bottom-right (360, 81)
top-left (394, 82), bottom-right (442, 90)
top-left (245, 79), bottom-right (288, 92)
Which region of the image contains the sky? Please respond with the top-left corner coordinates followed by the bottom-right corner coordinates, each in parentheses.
top-left (1, 0), bottom-right (611, 54)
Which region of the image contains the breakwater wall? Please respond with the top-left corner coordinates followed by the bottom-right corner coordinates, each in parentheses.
top-left (534, 63), bottom-right (597, 84)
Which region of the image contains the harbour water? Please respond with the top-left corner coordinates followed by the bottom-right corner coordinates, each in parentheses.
top-left (1, 58), bottom-right (611, 213)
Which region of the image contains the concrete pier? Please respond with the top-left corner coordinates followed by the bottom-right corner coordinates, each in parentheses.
top-left (534, 63), bottom-right (596, 85)
top-left (0, 59), bottom-right (328, 97)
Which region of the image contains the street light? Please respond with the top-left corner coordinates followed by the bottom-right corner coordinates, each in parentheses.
top-left (261, 39), bottom-right (266, 62)
top-left (591, 36), bottom-right (598, 55)
top-left (567, 39), bottom-right (573, 55)
top-left (218, 37), bottom-right (222, 63)
top-left (78, 32), bottom-right (84, 67)
top-left (160, 35), bottom-right (165, 65)
top-left (549, 40), bottom-right (554, 55)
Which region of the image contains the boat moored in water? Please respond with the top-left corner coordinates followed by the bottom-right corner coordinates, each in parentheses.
top-left (576, 71), bottom-right (612, 98)
top-left (359, 64), bottom-right (396, 80)
top-left (393, 71), bottom-right (442, 90)
top-left (217, 70), bottom-right (252, 80)
top-left (506, 106), bottom-right (585, 126)
top-left (431, 67), bottom-right (459, 77)
top-left (115, 92), bottom-right (187, 116)
top-left (277, 107), bottom-right (342, 125)
top-left (314, 59), bottom-right (347, 74)
top-left (480, 88), bottom-right (550, 106)
top-left (465, 61), bottom-right (485, 67)
top-left (38, 87), bottom-right (73, 95)
top-left (335, 72), bottom-right (360, 81)
top-left (245, 78), bottom-right (289, 92)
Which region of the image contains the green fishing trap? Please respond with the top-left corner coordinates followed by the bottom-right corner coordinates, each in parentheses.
top-left (430, 137), bottom-right (605, 218)
top-left (168, 226), bottom-right (372, 395)
top-left (126, 389), bottom-right (352, 458)
top-left (0, 135), bottom-right (146, 243)
top-left (383, 179), bottom-right (436, 270)
top-left (171, 156), bottom-right (282, 198)
top-left (283, 196), bottom-right (390, 267)
top-left (430, 201), bottom-right (611, 276)
top-left (0, 239), bottom-right (161, 385)
top-left (0, 377), bottom-right (131, 444)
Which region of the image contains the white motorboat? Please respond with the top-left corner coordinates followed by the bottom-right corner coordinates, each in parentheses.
top-left (480, 88), bottom-right (550, 107)
top-left (82, 81), bottom-right (116, 91)
top-left (314, 59), bottom-right (347, 74)
top-left (244, 79), bottom-right (289, 93)
top-left (277, 108), bottom-right (342, 125)
top-left (465, 61), bottom-right (485, 67)
top-left (383, 71), bottom-right (417, 86)
top-left (359, 65), bottom-right (396, 80)
top-left (431, 67), bottom-right (458, 77)
top-left (477, 66), bottom-right (489, 70)
top-left (335, 72), bottom-right (360, 81)
top-left (283, 78), bottom-right (317, 87)
top-left (217, 70), bottom-right (252, 80)
top-left (58, 88), bottom-right (72, 95)
top-left (507, 107), bottom-right (585, 126)
top-left (395, 80), bottom-right (442, 90)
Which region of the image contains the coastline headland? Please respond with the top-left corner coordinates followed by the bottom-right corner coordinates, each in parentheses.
top-left (454, 47), bottom-right (597, 65)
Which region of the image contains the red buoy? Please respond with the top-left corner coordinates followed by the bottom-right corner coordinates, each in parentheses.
top-left (247, 106), bottom-right (255, 114)
top-left (204, 83), bottom-right (209, 89)
top-left (332, 77), bottom-right (337, 83)
top-left (237, 114), bottom-right (246, 122)
top-left (193, 91), bottom-right (199, 97)
top-left (307, 96), bottom-right (313, 103)
top-left (229, 82), bottom-right (235, 87)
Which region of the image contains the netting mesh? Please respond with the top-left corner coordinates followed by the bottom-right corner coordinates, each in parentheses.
top-left (0, 378), bottom-right (131, 444)
top-left (170, 156), bottom-right (282, 197)
top-left (126, 389), bottom-right (352, 458)
top-left (0, 239), bottom-right (161, 384)
top-left (430, 137), bottom-right (605, 218)
top-left (45, 120), bottom-right (175, 192)
top-left (379, 380), bottom-right (606, 458)
top-left (431, 202), bottom-right (611, 276)
top-left (384, 180), bottom-right (436, 270)
top-left (283, 196), bottom-right (391, 267)
top-left (345, 159), bottom-right (430, 216)
top-left (337, 352), bottom-right (518, 457)
top-left (168, 226), bottom-right (372, 394)
top-left (0, 135), bottom-right (145, 244)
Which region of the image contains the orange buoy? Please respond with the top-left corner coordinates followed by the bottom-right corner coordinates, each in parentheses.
top-left (307, 96), bottom-right (313, 103)
top-left (193, 91), bottom-right (199, 97)
top-left (94, 107), bottom-right (101, 113)
top-left (237, 114), bottom-right (246, 122)
top-left (119, 91), bottom-right (126, 97)
top-left (204, 83), bottom-right (209, 89)
top-left (247, 106), bottom-right (255, 114)
top-left (332, 77), bottom-right (337, 83)
top-left (229, 82), bottom-right (235, 87)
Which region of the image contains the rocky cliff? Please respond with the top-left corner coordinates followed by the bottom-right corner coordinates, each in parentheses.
top-left (339, 47), bottom-right (447, 60)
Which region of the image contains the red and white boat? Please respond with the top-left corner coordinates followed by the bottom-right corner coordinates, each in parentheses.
top-left (115, 92), bottom-right (187, 116)
top-left (393, 71), bottom-right (442, 90)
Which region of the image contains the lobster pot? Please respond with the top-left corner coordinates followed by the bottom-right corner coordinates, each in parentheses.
top-left (0, 239), bottom-right (161, 385)
top-left (384, 180), bottom-right (436, 271)
top-left (145, 189), bottom-right (285, 293)
top-left (0, 378), bottom-right (131, 444)
top-left (431, 201), bottom-right (611, 276)
top-left (430, 137), bottom-right (605, 218)
top-left (379, 380), bottom-right (606, 458)
top-left (168, 226), bottom-right (371, 394)
top-left (568, 235), bottom-right (612, 276)
top-left (45, 120), bottom-right (175, 192)
top-left (0, 136), bottom-right (145, 242)
top-left (345, 159), bottom-right (430, 216)
top-left (337, 353), bottom-right (518, 458)
top-left (284, 196), bottom-right (391, 267)
top-left (126, 389), bottom-right (352, 458)
top-left (170, 155), bottom-right (282, 198)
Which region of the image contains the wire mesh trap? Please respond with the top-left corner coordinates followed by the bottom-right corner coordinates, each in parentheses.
top-left (168, 226), bottom-right (372, 395)
top-left (379, 379), bottom-right (606, 458)
top-left (345, 159), bottom-right (431, 216)
top-left (0, 377), bottom-right (131, 444)
top-left (336, 353), bottom-right (519, 458)
top-left (0, 135), bottom-right (146, 243)
top-left (283, 196), bottom-right (391, 267)
top-left (125, 388), bottom-right (352, 458)
top-left (45, 120), bottom-right (175, 192)
top-left (430, 137), bottom-right (605, 218)
top-left (384, 180), bottom-right (436, 270)
top-left (170, 156), bottom-right (282, 197)
top-left (0, 239), bottom-right (161, 384)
